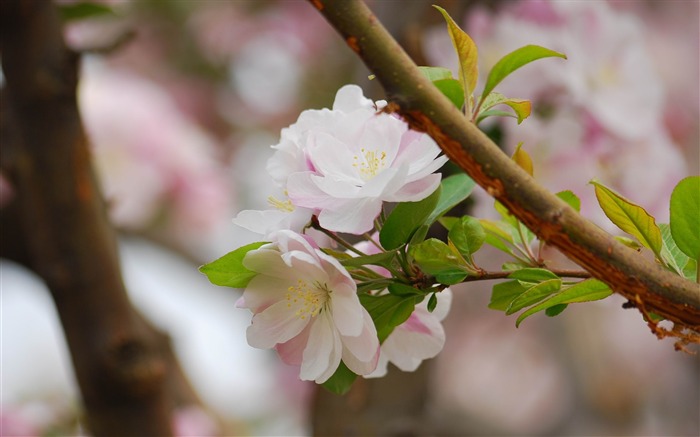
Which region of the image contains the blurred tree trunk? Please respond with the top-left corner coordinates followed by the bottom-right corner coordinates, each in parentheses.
top-left (312, 364), bottom-right (433, 436)
top-left (0, 1), bottom-right (200, 435)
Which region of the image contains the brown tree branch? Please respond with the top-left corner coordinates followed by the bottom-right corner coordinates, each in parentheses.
top-left (309, 0), bottom-right (700, 335)
top-left (0, 1), bottom-right (190, 434)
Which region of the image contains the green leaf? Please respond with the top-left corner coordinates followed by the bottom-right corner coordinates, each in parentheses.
top-left (388, 283), bottom-right (422, 297)
top-left (660, 223), bottom-right (689, 276)
top-left (479, 45), bottom-right (566, 107)
top-left (59, 2), bottom-right (116, 21)
top-left (506, 279), bottom-right (562, 315)
top-left (591, 180), bottom-right (662, 258)
top-left (418, 66), bottom-right (454, 81)
top-left (556, 190), bottom-right (581, 212)
top-left (508, 268), bottom-right (559, 283)
top-left (426, 173), bottom-right (476, 224)
top-left (340, 251), bottom-right (396, 269)
top-left (684, 258), bottom-right (698, 282)
top-left (480, 219), bottom-right (515, 254)
top-left (489, 280), bottom-right (528, 311)
top-left (438, 216), bottom-right (459, 231)
top-left (360, 294), bottom-right (417, 343)
top-left (427, 293), bottom-right (438, 312)
top-left (321, 362), bottom-right (357, 395)
top-left (475, 109), bottom-right (519, 123)
top-left (545, 304), bottom-right (568, 317)
top-left (614, 236), bottom-right (642, 250)
top-left (477, 92), bottom-right (532, 124)
top-left (410, 238), bottom-right (469, 277)
top-left (433, 5), bottom-right (479, 112)
top-left (448, 216), bottom-right (485, 257)
top-left (199, 242), bottom-right (267, 288)
top-left (380, 186), bottom-right (441, 250)
top-left (670, 176), bottom-right (700, 260)
top-left (418, 67), bottom-right (465, 109)
top-left (433, 78), bottom-right (466, 109)
top-left (512, 142), bottom-right (534, 176)
top-left (435, 271), bottom-right (469, 285)
top-left (494, 201), bottom-right (534, 245)
top-left (515, 279), bottom-right (612, 326)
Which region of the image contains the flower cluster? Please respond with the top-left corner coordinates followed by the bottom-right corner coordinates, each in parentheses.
top-left (207, 85), bottom-right (451, 387)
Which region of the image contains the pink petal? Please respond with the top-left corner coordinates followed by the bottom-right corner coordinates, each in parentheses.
top-left (246, 300), bottom-right (309, 349)
top-left (300, 311), bottom-right (342, 383)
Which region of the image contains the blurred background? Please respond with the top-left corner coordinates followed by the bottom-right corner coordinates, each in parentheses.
top-left (1, 0), bottom-right (698, 435)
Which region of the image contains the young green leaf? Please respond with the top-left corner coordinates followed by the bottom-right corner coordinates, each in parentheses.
top-left (489, 280), bottom-right (528, 311)
top-left (427, 293), bottom-right (438, 313)
top-left (340, 251), bottom-right (396, 269)
top-left (506, 278), bottom-right (562, 315)
top-left (438, 216), bottom-right (460, 231)
top-left (418, 67), bottom-right (465, 109)
top-left (475, 109), bottom-right (519, 123)
top-left (321, 362), bottom-right (357, 395)
top-left (388, 283), bottom-right (422, 297)
top-left (669, 176), bottom-right (700, 260)
top-left (433, 5), bottom-right (478, 113)
top-left (511, 142), bottom-right (534, 176)
top-left (434, 78), bottom-right (466, 109)
top-left (199, 242), bottom-right (267, 288)
top-left (478, 45), bottom-right (566, 111)
top-left (515, 279), bottom-right (612, 326)
top-left (659, 223), bottom-right (689, 276)
top-left (360, 294), bottom-right (417, 343)
top-left (380, 186), bottom-right (441, 250)
top-left (410, 238), bottom-right (469, 278)
top-left (556, 190), bottom-right (581, 212)
top-left (480, 219), bottom-right (516, 255)
top-left (545, 304), bottom-right (568, 317)
top-left (448, 216), bottom-right (486, 258)
top-left (508, 268), bottom-right (559, 283)
top-left (477, 92), bottom-right (532, 125)
top-left (418, 66), bottom-right (454, 81)
top-left (426, 173), bottom-right (476, 224)
top-left (591, 180), bottom-right (662, 258)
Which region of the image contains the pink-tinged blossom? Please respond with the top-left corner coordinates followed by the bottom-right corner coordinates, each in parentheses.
top-left (235, 84), bottom-right (447, 236)
top-left (282, 84), bottom-right (448, 234)
top-left (237, 230), bottom-right (380, 383)
top-left (368, 289), bottom-right (452, 378)
top-left (352, 236), bottom-right (452, 377)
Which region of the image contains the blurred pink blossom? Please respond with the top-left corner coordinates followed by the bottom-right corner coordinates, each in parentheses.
top-left (425, 0), bottom-right (689, 225)
top-left (79, 59), bottom-right (233, 237)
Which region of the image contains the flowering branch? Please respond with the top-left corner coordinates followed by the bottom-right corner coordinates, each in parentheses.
top-left (309, 0), bottom-right (700, 332)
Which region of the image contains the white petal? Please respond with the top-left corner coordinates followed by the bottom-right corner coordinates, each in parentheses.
top-left (309, 132), bottom-right (364, 185)
top-left (300, 311), bottom-right (342, 383)
top-left (317, 198), bottom-right (382, 234)
top-left (385, 174), bottom-right (441, 202)
top-left (341, 309), bottom-right (380, 375)
top-left (246, 300), bottom-right (309, 349)
top-left (382, 310), bottom-right (446, 372)
top-left (243, 249), bottom-right (294, 279)
top-left (332, 84), bottom-right (374, 112)
top-left (239, 274), bottom-right (289, 313)
top-left (276, 323), bottom-right (312, 366)
top-left (329, 285), bottom-right (364, 337)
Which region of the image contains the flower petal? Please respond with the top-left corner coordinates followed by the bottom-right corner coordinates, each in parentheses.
top-left (246, 300), bottom-right (309, 349)
top-left (300, 311), bottom-right (342, 383)
top-left (317, 197), bottom-right (382, 234)
top-left (341, 309), bottom-right (380, 375)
